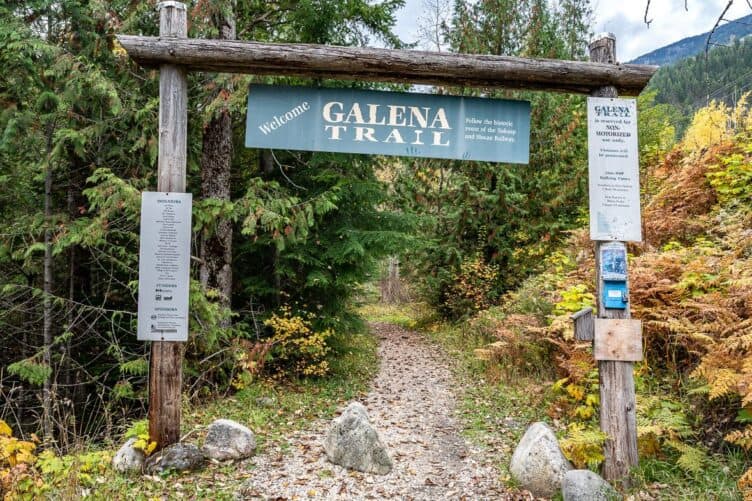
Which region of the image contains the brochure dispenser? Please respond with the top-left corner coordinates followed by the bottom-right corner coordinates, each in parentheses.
top-left (600, 242), bottom-right (628, 310)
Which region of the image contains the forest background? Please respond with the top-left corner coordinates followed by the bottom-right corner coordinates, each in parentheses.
top-left (1, 0), bottom-right (752, 498)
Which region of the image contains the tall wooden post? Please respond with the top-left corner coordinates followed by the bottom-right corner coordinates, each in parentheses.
top-left (589, 33), bottom-right (639, 486)
top-left (149, 0), bottom-right (188, 449)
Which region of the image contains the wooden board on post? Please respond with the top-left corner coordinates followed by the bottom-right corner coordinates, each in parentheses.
top-left (148, 0), bottom-right (188, 451)
top-left (589, 33), bottom-right (639, 486)
top-left (594, 319), bottom-right (642, 362)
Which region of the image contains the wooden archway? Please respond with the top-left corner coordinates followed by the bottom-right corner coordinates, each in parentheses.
top-left (119, 1), bottom-right (655, 484)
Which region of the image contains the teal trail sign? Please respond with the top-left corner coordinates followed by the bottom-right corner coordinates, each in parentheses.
top-left (245, 85), bottom-right (530, 163)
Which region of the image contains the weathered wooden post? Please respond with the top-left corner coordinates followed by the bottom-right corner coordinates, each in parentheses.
top-left (588, 33), bottom-right (639, 485)
top-left (148, 0), bottom-right (188, 449)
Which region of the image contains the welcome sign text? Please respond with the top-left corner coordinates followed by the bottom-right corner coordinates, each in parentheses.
top-left (245, 85), bottom-right (530, 164)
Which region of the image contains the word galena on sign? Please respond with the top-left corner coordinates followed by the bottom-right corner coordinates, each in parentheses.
top-left (245, 85), bottom-right (531, 164)
top-left (587, 97), bottom-right (642, 242)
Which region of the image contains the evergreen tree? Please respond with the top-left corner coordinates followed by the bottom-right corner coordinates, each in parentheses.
top-left (0, 0), bottom-right (411, 447)
top-left (394, 0), bottom-right (592, 316)
top-left (648, 37), bottom-right (752, 135)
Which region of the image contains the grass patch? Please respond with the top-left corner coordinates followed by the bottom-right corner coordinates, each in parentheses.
top-left (456, 376), bottom-right (548, 484)
top-left (632, 450), bottom-right (745, 500)
top-left (357, 301), bottom-right (428, 329)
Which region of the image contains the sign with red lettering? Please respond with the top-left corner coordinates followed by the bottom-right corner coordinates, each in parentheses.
top-left (587, 97), bottom-right (642, 242)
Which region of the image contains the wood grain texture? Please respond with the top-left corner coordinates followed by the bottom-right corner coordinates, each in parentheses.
top-left (597, 359), bottom-right (637, 483)
top-left (148, 341), bottom-right (183, 447)
top-left (116, 35), bottom-right (657, 95)
top-left (596, 239), bottom-right (638, 484)
top-left (571, 307), bottom-right (595, 341)
top-left (594, 319), bottom-right (642, 362)
top-left (149, 1), bottom-right (187, 451)
top-left (157, 65), bottom-right (187, 191)
top-left (590, 34), bottom-right (639, 486)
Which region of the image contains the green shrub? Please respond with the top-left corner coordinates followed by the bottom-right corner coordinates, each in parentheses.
top-left (443, 255), bottom-right (499, 319)
top-left (264, 307), bottom-right (333, 377)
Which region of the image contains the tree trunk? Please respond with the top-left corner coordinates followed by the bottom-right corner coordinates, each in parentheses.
top-left (199, 4), bottom-right (236, 322)
top-left (63, 156), bottom-right (89, 449)
top-left (42, 121), bottom-right (54, 446)
top-left (380, 256), bottom-right (407, 304)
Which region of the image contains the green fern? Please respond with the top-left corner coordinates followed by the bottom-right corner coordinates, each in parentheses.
top-left (119, 358), bottom-right (148, 376)
top-left (8, 358), bottom-right (52, 386)
top-left (637, 394), bottom-right (709, 475)
top-left (559, 423), bottom-right (608, 470)
top-left (666, 440), bottom-right (707, 475)
top-left (637, 395), bottom-right (693, 439)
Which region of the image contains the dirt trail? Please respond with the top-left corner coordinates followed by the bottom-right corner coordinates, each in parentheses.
top-left (239, 322), bottom-right (530, 500)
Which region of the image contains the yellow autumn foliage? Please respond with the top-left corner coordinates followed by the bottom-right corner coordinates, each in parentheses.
top-left (0, 420), bottom-right (112, 498)
top-left (0, 420), bottom-right (36, 468)
top-left (683, 93), bottom-right (752, 153)
top-left (0, 419), bottom-right (38, 498)
top-left (682, 100), bottom-right (731, 152)
top-left (559, 423), bottom-right (607, 470)
top-left (265, 307), bottom-right (333, 377)
top-left (725, 425), bottom-right (752, 451)
top-left (444, 255), bottom-right (500, 317)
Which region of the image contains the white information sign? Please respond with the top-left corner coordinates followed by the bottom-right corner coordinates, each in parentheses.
top-left (137, 192), bottom-right (192, 341)
top-left (587, 97), bottom-right (642, 242)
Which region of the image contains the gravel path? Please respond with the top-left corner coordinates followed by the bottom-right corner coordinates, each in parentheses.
top-left (239, 322), bottom-right (532, 500)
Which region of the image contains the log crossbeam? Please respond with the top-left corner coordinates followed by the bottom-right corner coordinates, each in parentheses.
top-left (116, 35), bottom-right (657, 95)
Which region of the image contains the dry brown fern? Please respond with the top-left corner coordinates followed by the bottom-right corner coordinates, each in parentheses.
top-left (642, 144), bottom-right (738, 246)
top-left (738, 467), bottom-right (752, 501)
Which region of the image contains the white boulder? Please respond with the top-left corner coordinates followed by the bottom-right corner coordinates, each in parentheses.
top-left (202, 419), bottom-right (257, 461)
top-left (324, 402), bottom-right (392, 475)
top-left (510, 422), bottom-right (573, 497)
top-left (562, 469), bottom-right (618, 500)
top-left (112, 438), bottom-right (145, 473)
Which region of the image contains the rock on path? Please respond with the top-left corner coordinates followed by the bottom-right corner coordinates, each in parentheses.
top-left (239, 322), bottom-right (531, 500)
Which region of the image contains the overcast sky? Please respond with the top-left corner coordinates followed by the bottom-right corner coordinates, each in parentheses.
top-left (393, 0), bottom-right (752, 61)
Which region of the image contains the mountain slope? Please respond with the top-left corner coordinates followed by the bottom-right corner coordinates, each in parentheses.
top-left (646, 37), bottom-right (752, 134)
top-left (631, 13), bottom-right (752, 65)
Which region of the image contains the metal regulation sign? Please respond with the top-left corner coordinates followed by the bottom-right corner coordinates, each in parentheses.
top-left (137, 192), bottom-right (192, 341)
top-left (587, 97), bottom-right (642, 242)
top-left (245, 85), bottom-right (530, 163)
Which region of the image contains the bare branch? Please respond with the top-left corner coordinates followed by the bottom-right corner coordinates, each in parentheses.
top-left (270, 150), bottom-right (307, 191)
top-left (706, 0), bottom-right (734, 56)
top-left (644, 0), bottom-right (653, 27)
